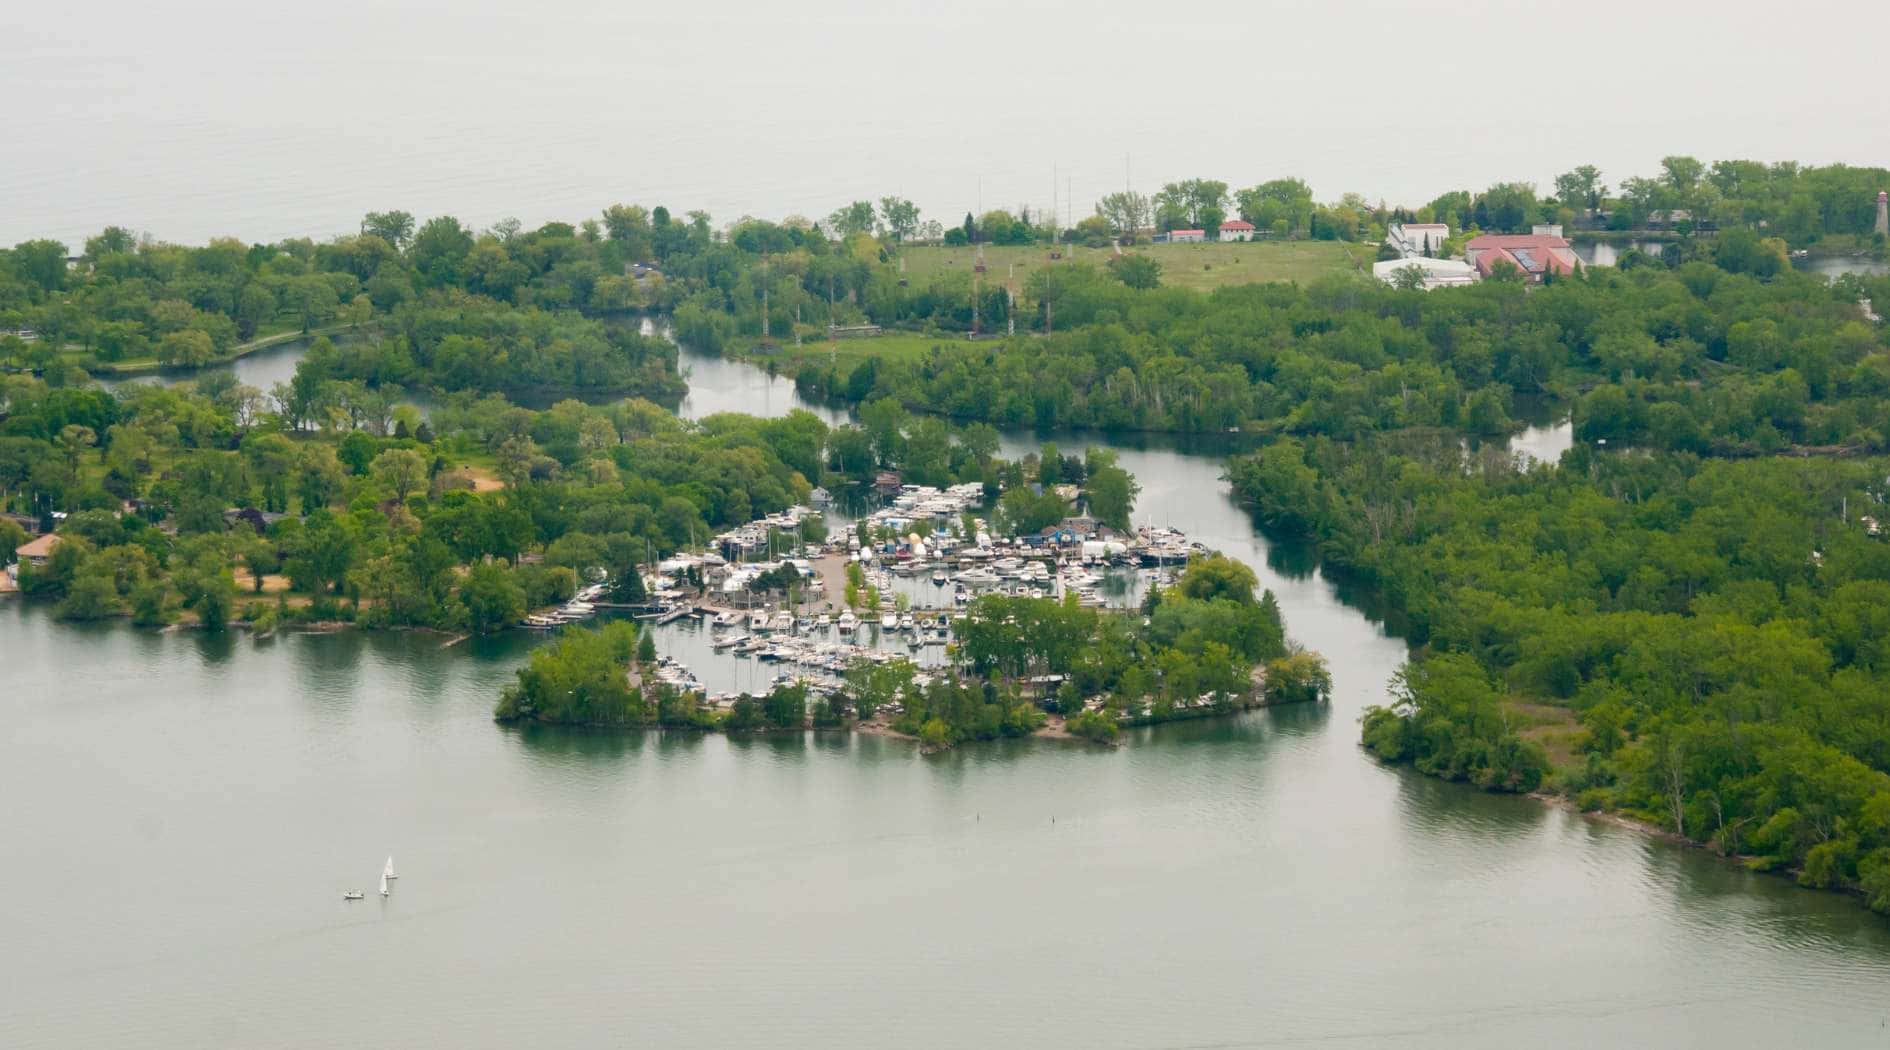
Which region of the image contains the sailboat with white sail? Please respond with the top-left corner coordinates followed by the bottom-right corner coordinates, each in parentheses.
top-left (383, 856), bottom-right (397, 881)
top-left (380, 872), bottom-right (389, 897)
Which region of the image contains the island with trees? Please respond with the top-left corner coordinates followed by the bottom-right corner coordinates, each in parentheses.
top-left (493, 553), bottom-right (1332, 748)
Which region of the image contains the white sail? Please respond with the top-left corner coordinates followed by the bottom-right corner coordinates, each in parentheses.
top-left (384, 855), bottom-right (396, 880)
top-left (380, 872), bottom-right (389, 896)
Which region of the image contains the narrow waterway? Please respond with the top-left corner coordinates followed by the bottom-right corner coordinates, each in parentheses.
top-left (3, 343), bottom-right (1888, 1049)
top-left (1572, 238), bottom-right (1890, 280)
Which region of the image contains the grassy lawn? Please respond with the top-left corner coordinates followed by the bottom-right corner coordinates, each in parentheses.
top-left (732, 240), bottom-right (1372, 366)
top-left (1507, 699), bottom-right (1584, 771)
top-left (749, 332), bottom-right (977, 373)
top-left (896, 239), bottom-right (1371, 295)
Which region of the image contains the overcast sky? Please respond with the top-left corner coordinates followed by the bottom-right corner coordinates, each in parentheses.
top-left (3, 0), bottom-right (1886, 244)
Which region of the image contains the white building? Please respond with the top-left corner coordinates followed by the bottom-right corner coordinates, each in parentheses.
top-left (1217, 220), bottom-right (1255, 242)
top-left (1386, 222), bottom-right (1450, 258)
top-left (1372, 256), bottom-right (1478, 291)
top-left (1165, 228), bottom-right (1206, 244)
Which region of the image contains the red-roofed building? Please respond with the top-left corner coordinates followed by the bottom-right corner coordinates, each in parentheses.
top-left (9, 532), bottom-right (59, 586)
top-left (1464, 233), bottom-right (1580, 283)
top-left (1163, 229), bottom-right (1206, 243)
top-left (1218, 219), bottom-right (1256, 242)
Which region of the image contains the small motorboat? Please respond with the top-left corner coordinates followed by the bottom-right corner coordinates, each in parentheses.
top-left (343, 890), bottom-right (364, 901)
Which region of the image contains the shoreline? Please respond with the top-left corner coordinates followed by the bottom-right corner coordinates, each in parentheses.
top-left (1361, 746), bottom-right (1867, 909)
top-left (1524, 783), bottom-right (1869, 909)
top-left (502, 694), bottom-right (1326, 751)
top-left (80, 323), bottom-right (359, 377)
top-left (728, 347), bottom-right (1580, 444)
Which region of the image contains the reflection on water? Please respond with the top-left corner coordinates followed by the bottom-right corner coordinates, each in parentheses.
top-left (6, 329), bottom-right (1890, 1050)
top-left (99, 331), bottom-right (368, 393)
top-left (508, 720), bottom-right (645, 763)
top-left (1793, 254), bottom-right (1890, 279)
top-left (1262, 532), bottom-right (1321, 580)
top-left (3, 591), bottom-right (1889, 1050)
top-left (676, 342), bottom-right (849, 425)
top-left (1572, 239), bottom-right (1890, 281)
top-left (1570, 239), bottom-right (1676, 266)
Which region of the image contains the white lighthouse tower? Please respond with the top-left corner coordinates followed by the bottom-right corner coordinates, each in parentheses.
top-left (1876, 191), bottom-right (1889, 237)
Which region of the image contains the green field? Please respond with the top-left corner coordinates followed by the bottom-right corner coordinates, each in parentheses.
top-left (747, 332), bottom-right (976, 373)
top-left (740, 240), bottom-right (1373, 367)
top-left (895, 239), bottom-right (1371, 295)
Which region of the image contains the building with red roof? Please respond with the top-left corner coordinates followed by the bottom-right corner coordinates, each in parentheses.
top-left (1218, 219), bottom-right (1256, 242)
top-left (1464, 232), bottom-right (1580, 283)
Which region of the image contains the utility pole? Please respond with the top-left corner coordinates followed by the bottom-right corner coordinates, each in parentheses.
top-left (759, 256), bottom-right (770, 345)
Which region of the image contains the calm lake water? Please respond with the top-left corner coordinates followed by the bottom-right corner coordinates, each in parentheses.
top-left (8, 345), bottom-right (1889, 1048)
top-left (1573, 239), bottom-right (1890, 278)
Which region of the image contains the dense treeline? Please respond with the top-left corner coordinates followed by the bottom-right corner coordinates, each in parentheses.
top-left (786, 261), bottom-right (1890, 450)
top-left (1409, 159), bottom-right (1890, 245)
top-left (1228, 435), bottom-right (1890, 914)
top-left (1581, 158), bottom-right (1889, 243)
top-left (935, 556), bottom-right (1316, 743)
top-left (5, 153), bottom-right (1881, 381)
top-left (0, 358), bottom-right (1133, 634)
top-left (278, 292), bottom-right (682, 401)
top-left (495, 620), bottom-right (733, 729)
top-left (0, 210), bottom-right (701, 382)
top-left (961, 160), bottom-right (1890, 249)
top-left (1, 362), bottom-right (825, 631)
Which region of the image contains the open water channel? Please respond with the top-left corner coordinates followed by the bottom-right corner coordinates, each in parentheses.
top-left (5, 343), bottom-right (1890, 1048)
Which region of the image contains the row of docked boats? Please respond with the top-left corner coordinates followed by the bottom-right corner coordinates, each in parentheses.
top-left (709, 609), bottom-right (951, 647)
top-left (865, 555), bottom-right (1158, 609)
top-left (521, 582), bottom-right (610, 630)
top-left (697, 632), bottom-right (945, 691)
